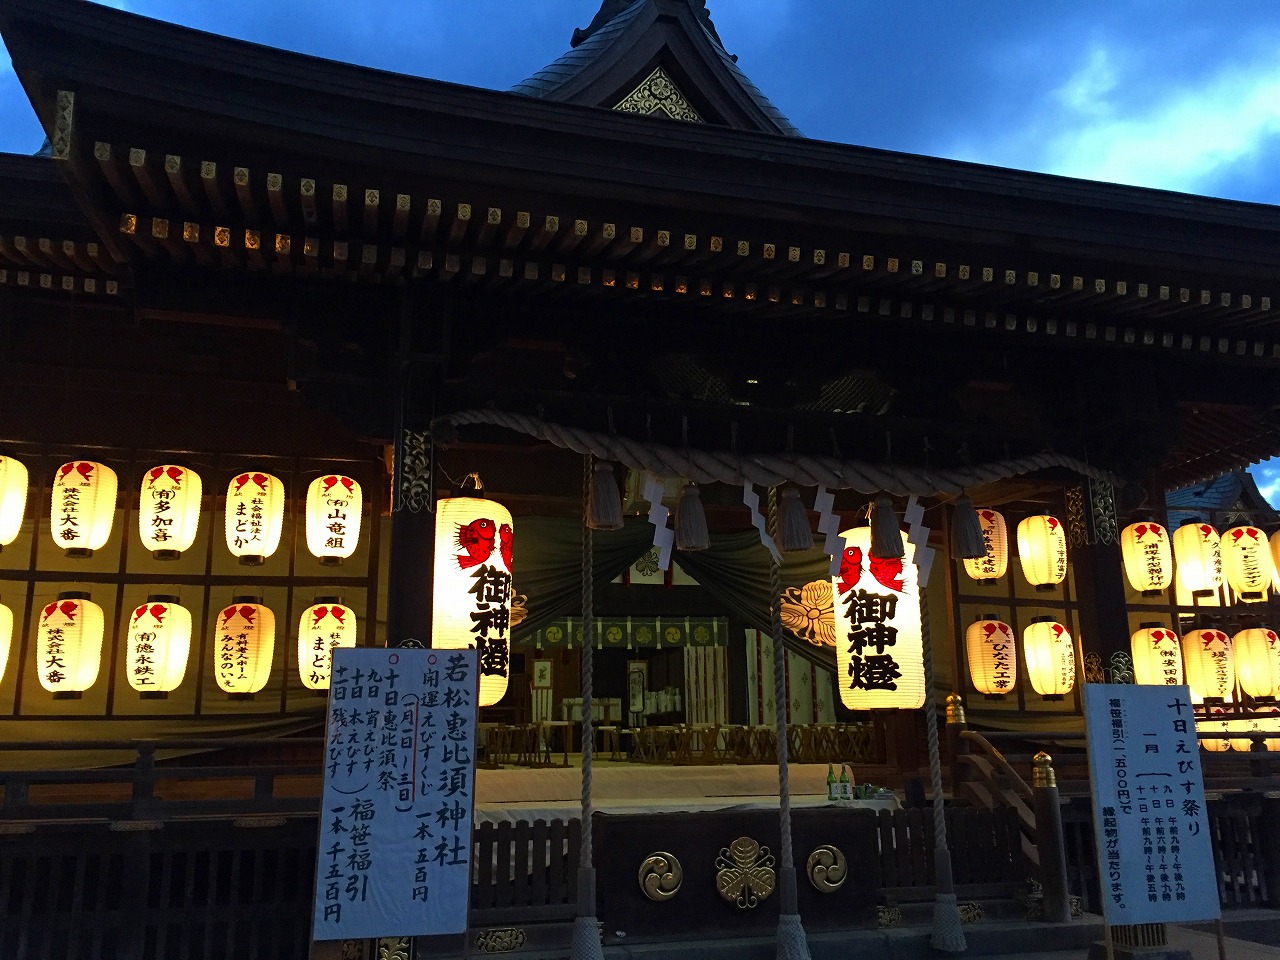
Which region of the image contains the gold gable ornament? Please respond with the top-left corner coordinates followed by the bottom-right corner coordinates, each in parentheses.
top-left (615, 66), bottom-right (703, 122)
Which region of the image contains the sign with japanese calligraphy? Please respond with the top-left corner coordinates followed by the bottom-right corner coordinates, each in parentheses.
top-left (224, 471), bottom-right (284, 564)
top-left (298, 601), bottom-right (357, 690)
top-left (138, 465), bottom-right (202, 558)
top-left (831, 526), bottom-right (925, 710)
top-left (1084, 684), bottom-right (1219, 925)
top-left (313, 647), bottom-right (477, 942)
top-left (51, 460), bottom-right (117, 554)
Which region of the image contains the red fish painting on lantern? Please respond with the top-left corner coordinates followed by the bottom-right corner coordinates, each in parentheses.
top-left (837, 545), bottom-right (905, 594)
top-left (498, 523), bottom-right (513, 571)
top-left (455, 517), bottom-right (497, 569)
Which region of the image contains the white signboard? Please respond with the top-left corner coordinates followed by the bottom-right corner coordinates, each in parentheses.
top-left (312, 648), bottom-right (477, 942)
top-left (1083, 684), bottom-right (1220, 924)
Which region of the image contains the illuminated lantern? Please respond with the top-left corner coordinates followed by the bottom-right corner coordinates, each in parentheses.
top-left (0, 600), bottom-right (11, 685)
top-left (963, 509), bottom-right (1008, 581)
top-left (224, 472), bottom-right (285, 565)
top-left (214, 597), bottom-right (275, 696)
top-left (0, 456), bottom-right (28, 551)
top-left (50, 461), bottom-right (117, 557)
top-left (831, 525), bottom-right (926, 710)
top-left (306, 475), bottom-right (362, 565)
top-left (1174, 521), bottom-right (1222, 598)
top-left (965, 616), bottom-right (1016, 697)
top-left (138, 465), bottom-right (202, 560)
top-left (1271, 531), bottom-right (1280, 596)
top-left (1232, 627), bottom-right (1280, 699)
top-left (1120, 521), bottom-right (1171, 594)
top-left (1130, 623), bottom-right (1184, 686)
top-left (1017, 515), bottom-right (1068, 590)
top-left (1222, 525), bottom-right (1272, 603)
top-left (126, 596), bottom-right (191, 696)
top-left (37, 591), bottom-right (104, 697)
top-left (432, 486), bottom-right (514, 707)
top-left (1182, 629), bottom-right (1234, 703)
top-left (1198, 706), bottom-right (1231, 753)
top-left (298, 598), bottom-right (357, 690)
top-left (1023, 618), bottom-right (1075, 698)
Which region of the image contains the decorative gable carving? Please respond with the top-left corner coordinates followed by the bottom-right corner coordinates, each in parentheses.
top-left (614, 66), bottom-right (703, 122)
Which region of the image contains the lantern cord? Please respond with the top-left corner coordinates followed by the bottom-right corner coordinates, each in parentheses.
top-left (919, 573), bottom-right (968, 953)
top-left (768, 487), bottom-right (812, 960)
top-left (433, 409), bottom-right (1118, 496)
top-left (571, 453), bottom-right (605, 960)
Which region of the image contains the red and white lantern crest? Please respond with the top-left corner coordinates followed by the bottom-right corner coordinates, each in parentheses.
top-left (298, 600), bottom-right (357, 690)
top-left (37, 592), bottom-right (104, 695)
top-left (51, 461), bottom-right (117, 557)
top-left (214, 598), bottom-right (275, 695)
top-left (1120, 521), bottom-right (1171, 593)
top-left (965, 617), bottom-right (1017, 696)
top-left (127, 597), bottom-right (192, 694)
top-left (139, 465), bottom-right (202, 559)
top-left (225, 472), bottom-right (285, 565)
top-left (306, 475), bottom-right (362, 565)
top-left (1130, 624), bottom-right (1184, 686)
top-left (1222, 525), bottom-right (1272, 603)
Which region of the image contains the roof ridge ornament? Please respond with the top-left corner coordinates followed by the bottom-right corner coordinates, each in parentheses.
top-left (571, 0), bottom-right (725, 49)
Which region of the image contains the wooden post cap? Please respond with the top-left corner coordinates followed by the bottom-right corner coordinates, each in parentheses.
top-left (1032, 751), bottom-right (1056, 788)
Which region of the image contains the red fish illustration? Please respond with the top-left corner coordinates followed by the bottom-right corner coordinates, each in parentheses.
top-left (220, 605), bottom-right (257, 628)
top-left (837, 546), bottom-right (863, 594)
top-left (983, 622), bottom-right (1011, 640)
top-left (132, 603), bottom-right (167, 626)
top-left (322, 475), bottom-right (356, 496)
top-left (455, 518), bottom-right (496, 569)
top-left (499, 523), bottom-right (513, 571)
top-left (869, 556), bottom-right (905, 592)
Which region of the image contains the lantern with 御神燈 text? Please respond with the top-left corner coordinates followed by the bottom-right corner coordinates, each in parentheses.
top-left (306, 475), bottom-right (362, 565)
top-left (214, 598), bottom-right (275, 696)
top-left (0, 456), bottom-right (28, 552)
top-left (298, 598), bottom-right (356, 690)
top-left (1174, 521), bottom-right (1222, 598)
top-left (1232, 627), bottom-right (1280, 700)
top-left (37, 591), bottom-right (104, 697)
top-left (225, 472), bottom-right (284, 565)
top-left (1222, 525), bottom-right (1272, 603)
top-left (51, 461), bottom-right (117, 557)
top-left (1023, 618), bottom-right (1076, 698)
top-left (831, 526), bottom-right (925, 710)
top-left (1182, 628), bottom-right (1235, 704)
top-left (432, 484), bottom-right (513, 707)
top-left (127, 596), bottom-right (191, 696)
top-left (965, 616), bottom-right (1017, 698)
top-left (1130, 624), bottom-right (1184, 686)
top-left (963, 510), bottom-right (1008, 582)
top-left (1120, 521), bottom-right (1171, 595)
top-left (139, 466), bottom-right (202, 560)
top-left (1017, 515), bottom-right (1068, 590)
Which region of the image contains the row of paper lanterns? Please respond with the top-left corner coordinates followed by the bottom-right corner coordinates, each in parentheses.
top-left (964, 510), bottom-right (1278, 602)
top-left (964, 617), bottom-right (1078, 698)
top-left (0, 457), bottom-right (363, 565)
top-left (0, 593), bottom-right (358, 696)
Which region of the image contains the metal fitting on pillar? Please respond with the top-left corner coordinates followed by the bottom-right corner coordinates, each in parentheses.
top-left (945, 694), bottom-right (966, 725)
top-left (1032, 752), bottom-right (1056, 788)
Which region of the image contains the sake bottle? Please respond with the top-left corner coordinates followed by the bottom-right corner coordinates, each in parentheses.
top-left (826, 764), bottom-right (837, 801)
top-left (838, 764), bottom-right (851, 801)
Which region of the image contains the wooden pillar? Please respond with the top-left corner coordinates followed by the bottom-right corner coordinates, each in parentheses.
top-left (1066, 481), bottom-right (1130, 680)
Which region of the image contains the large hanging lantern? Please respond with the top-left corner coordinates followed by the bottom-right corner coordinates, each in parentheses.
top-left (214, 597), bottom-right (275, 696)
top-left (37, 591), bottom-right (104, 697)
top-left (1182, 628), bottom-right (1234, 703)
top-left (1130, 623), bottom-right (1184, 686)
top-left (1017, 515), bottom-right (1067, 590)
top-left (963, 509), bottom-right (1008, 582)
top-left (1023, 618), bottom-right (1076, 699)
top-left (127, 596), bottom-right (192, 696)
top-left (298, 598), bottom-right (357, 690)
top-left (305, 475), bottom-right (363, 565)
top-left (1270, 531), bottom-right (1280, 596)
top-left (432, 482), bottom-right (513, 707)
top-left (831, 525), bottom-right (925, 710)
top-left (50, 461), bottom-right (117, 557)
top-left (0, 456), bottom-right (29, 551)
top-left (1222, 525), bottom-right (1272, 603)
top-left (0, 600), bottom-right (11, 686)
top-left (965, 616), bottom-right (1016, 698)
top-left (1174, 521), bottom-right (1222, 598)
top-left (1232, 627), bottom-right (1280, 699)
top-left (1120, 521), bottom-right (1171, 595)
top-left (225, 472), bottom-right (285, 565)
top-left (139, 465), bottom-right (202, 560)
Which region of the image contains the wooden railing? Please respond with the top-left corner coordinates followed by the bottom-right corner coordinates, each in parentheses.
top-left (875, 806), bottom-right (1027, 904)
top-left (955, 730), bottom-right (1041, 867)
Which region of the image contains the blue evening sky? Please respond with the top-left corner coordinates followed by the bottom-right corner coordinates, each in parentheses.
top-left (4, 0), bottom-right (1280, 500)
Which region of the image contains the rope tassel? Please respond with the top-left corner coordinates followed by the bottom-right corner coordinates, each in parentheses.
top-left (776, 486), bottom-right (813, 553)
top-left (869, 493), bottom-right (904, 559)
top-left (950, 494), bottom-right (986, 560)
top-left (587, 462), bottom-right (623, 531)
top-left (675, 482), bottom-right (710, 551)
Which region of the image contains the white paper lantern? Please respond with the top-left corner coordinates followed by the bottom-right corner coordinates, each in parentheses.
top-left (0, 456), bottom-right (29, 550)
top-left (831, 526), bottom-right (925, 710)
top-left (1182, 628), bottom-right (1234, 703)
top-left (37, 592), bottom-right (104, 696)
top-left (1023, 618), bottom-right (1076, 698)
top-left (225, 472), bottom-right (285, 565)
top-left (1270, 531), bottom-right (1280, 596)
top-left (432, 494), bottom-right (514, 707)
top-left (139, 465), bottom-right (202, 559)
top-left (965, 616), bottom-right (1016, 697)
top-left (1222, 525), bottom-right (1272, 603)
top-left (0, 601), bottom-right (11, 685)
top-left (306, 475), bottom-right (362, 565)
top-left (1174, 521), bottom-right (1223, 598)
top-left (50, 461), bottom-right (117, 557)
top-left (127, 596), bottom-right (191, 695)
top-left (214, 598), bottom-right (275, 695)
top-left (1120, 521), bottom-right (1172, 594)
top-left (1198, 705), bottom-right (1231, 753)
top-left (963, 509), bottom-right (1008, 581)
top-left (1130, 624), bottom-right (1185, 687)
top-left (1232, 627), bottom-right (1280, 699)
top-left (298, 599), bottom-right (357, 690)
top-left (1017, 515), bottom-right (1068, 590)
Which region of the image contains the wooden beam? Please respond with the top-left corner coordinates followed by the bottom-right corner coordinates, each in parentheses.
top-left (332, 184), bottom-right (348, 235)
top-left (266, 173), bottom-right (288, 224)
top-left (392, 194), bottom-right (410, 239)
top-left (300, 179), bottom-right (318, 227)
top-left (164, 155), bottom-right (197, 213)
top-left (363, 189), bottom-right (380, 236)
top-left (201, 161), bottom-right (229, 219)
top-left (94, 142), bottom-right (137, 206)
top-left (128, 148), bottom-right (166, 207)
